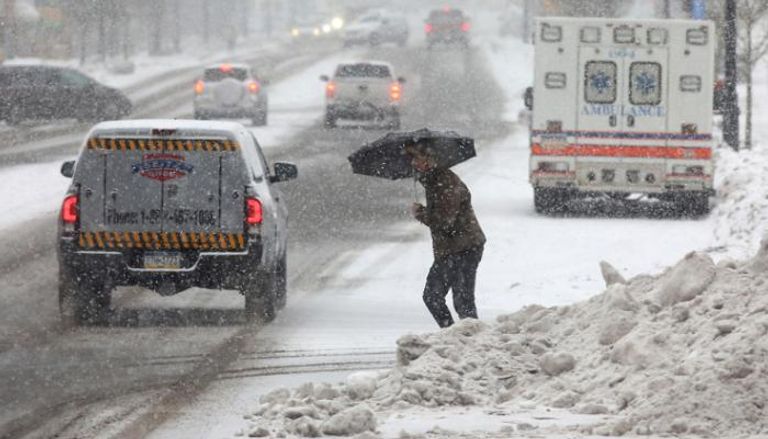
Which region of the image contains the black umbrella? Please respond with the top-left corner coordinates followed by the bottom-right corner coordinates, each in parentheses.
top-left (348, 128), bottom-right (476, 180)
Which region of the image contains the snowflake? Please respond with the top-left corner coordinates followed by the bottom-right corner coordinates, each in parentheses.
top-left (634, 72), bottom-right (657, 96)
top-left (589, 72), bottom-right (613, 94)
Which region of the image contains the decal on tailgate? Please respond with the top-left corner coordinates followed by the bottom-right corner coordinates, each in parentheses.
top-left (131, 154), bottom-right (194, 182)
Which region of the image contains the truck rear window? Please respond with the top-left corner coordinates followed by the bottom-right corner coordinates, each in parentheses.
top-left (429, 10), bottom-right (464, 23)
top-left (203, 68), bottom-right (248, 82)
top-left (335, 64), bottom-right (391, 78)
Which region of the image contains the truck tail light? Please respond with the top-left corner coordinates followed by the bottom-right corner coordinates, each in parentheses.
top-left (390, 82), bottom-right (401, 101)
top-left (61, 195), bottom-right (79, 225)
top-left (247, 81), bottom-right (261, 94)
top-left (326, 81), bottom-right (337, 98)
top-left (461, 22), bottom-right (471, 32)
top-left (425, 23), bottom-right (433, 33)
top-left (246, 197), bottom-right (263, 225)
top-left (194, 80), bottom-right (205, 95)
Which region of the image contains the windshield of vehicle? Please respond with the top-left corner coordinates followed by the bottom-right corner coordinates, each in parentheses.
top-left (335, 64), bottom-right (391, 78)
top-left (203, 67), bottom-right (248, 82)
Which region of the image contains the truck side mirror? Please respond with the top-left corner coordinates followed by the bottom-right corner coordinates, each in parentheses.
top-left (524, 86), bottom-right (533, 110)
top-left (61, 160), bottom-right (75, 178)
top-left (319, 74), bottom-right (330, 82)
top-left (270, 162), bottom-right (298, 183)
top-left (397, 77), bottom-right (406, 83)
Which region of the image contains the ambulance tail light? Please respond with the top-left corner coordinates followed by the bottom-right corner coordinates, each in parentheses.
top-left (246, 197), bottom-right (263, 225)
top-left (546, 120), bottom-right (562, 133)
top-left (672, 165), bottom-right (705, 176)
top-left (425, 23), bottom-right (433, 33)
top-left (461, 22), bottom-right (471, 32)
top-left (61, 195), bottom-right (79, 231)
top-left (682, 123), bottom-right (698, 135)
top-left (326, 81), bottom-right (337, 98)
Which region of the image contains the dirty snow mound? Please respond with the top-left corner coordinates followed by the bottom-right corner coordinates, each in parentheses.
top-left (243, 244), bottom-right (768, 437)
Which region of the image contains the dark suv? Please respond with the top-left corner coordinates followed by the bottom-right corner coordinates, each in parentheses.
top-left (0, 65), bottom-right (132, 125)
top-left (425, 8), bottom-right (471, 48)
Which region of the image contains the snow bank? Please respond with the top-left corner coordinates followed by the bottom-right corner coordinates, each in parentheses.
top-left (241, 243), bottom-right (768, 437)
top-left (712, 147), bottom-right (768, 259)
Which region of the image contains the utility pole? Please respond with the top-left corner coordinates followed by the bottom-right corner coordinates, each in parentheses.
top-left (523, 0), bottom-right (531, 43)
top-left (2, 0), bottom-right (15, 59)
top-left (723, 0), bottom-right (740, 150)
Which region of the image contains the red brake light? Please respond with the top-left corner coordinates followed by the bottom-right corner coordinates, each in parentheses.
top-left (246, 197), bottom-right (263, 225)
top-left (425, 23), bottom-right (433, 33)
top-left (248, 81), bottom-right (261, 94)
top-left (326, 81), bottom-right (337, 98)
top-left (61, 195), bottom-right (79, 224)
top-left (390, 82), bottom-right (402, 101)
top-left (220, 63), bottom-right (233, 73)
top-left (194, 80), bottom-right (205, 95)
top-left (461, 22), bottom-right (470, 32)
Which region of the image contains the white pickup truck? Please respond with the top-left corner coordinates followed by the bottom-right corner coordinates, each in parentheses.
top-left (320, 61), bottom-right (405, 128)
top-left (527, 17), bottom-right (715, 216)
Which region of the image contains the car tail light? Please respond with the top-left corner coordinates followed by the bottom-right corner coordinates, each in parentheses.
top-left (246, 197), bottom-right (263, 225)
top-left (61, 195), bottom-right (79, 225)
top-left (461, 22), bottom-right (471, 32)
top-left (194, 80), bottom-right (205, 95)
top-left (425, 23), bottom-right (433, 33)
top-left (247, 81), bottom-right (261, 94)
top-left (326, 81), bottom-right (337, 98)
top-left (390, 82), bottom-right (401, 101)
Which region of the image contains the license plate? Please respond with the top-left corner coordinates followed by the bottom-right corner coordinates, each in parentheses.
top-left (144, 252), bottom-right (181, 269)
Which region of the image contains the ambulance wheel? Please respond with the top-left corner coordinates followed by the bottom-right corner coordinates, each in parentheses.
top-left (677, 191), bottom-right (710, 217)
top-left (59, 271), bottom-right (112, 326)
top-left (243, 270), bottom-right (277, 323)
top-left (534, 188), bottom-right (569, 214)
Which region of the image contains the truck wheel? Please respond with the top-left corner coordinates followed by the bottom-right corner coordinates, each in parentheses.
top-left (275, 254), bottom-right (287, 310)
top-left (388, 111), bottom-right (401, 129)
top-left (324, 113), bottom-right (337, 128)
top-left (534, 188), bottom-right (569, 214)
top-left (59, 271), bottom-right (111, 326)
top-left (677, 192), bottom-right (710, 217)
top-left (242, 270), bottom-right (277, 323)
top-left (252, 111), bottom-right (268, 126)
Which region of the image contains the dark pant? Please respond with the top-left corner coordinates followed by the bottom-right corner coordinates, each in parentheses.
top-left (422, 246), bottom-right (484, 328)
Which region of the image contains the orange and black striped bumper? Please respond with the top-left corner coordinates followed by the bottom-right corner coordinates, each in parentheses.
top-left (78, 231), bottom-right (247, 251)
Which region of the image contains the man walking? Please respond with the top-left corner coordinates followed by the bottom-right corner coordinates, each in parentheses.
top-left (407, 141), bottom-right (486, 328)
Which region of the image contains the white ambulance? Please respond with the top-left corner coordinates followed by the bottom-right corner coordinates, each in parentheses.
top-left (527, 17), bottom-right (715, 215)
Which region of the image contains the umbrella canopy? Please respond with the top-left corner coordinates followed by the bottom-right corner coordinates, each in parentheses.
top-left (348, 128), bottom-right (475, 180)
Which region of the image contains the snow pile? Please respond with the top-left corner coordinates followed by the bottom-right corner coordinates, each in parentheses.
top-left (712, 147), bottom-right (768, 259)
top-left (242, 244), bottom-right (768, 437)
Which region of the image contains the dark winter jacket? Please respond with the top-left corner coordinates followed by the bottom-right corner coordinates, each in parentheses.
top-left (415, 168), bottom-right (486, 258)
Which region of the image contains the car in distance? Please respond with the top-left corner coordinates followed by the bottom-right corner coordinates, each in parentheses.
top-left (57, 119), bottom-right (297, 325)
top-left (343, 12), bottom-right (409, 47)
top-left (320, 61), bottom-right (405, 129)
top-left (0, 65), bottom-right (132, 125)
top-left (425, 8), bottom-right (471, 49)
top-left (193, 63), bottom-right (269, 126)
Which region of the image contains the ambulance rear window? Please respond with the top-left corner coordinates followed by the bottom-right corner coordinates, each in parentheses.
top-left (584, 61), bottom-right (617, 104)
top-left (629, 62), bottom-right (662, 105)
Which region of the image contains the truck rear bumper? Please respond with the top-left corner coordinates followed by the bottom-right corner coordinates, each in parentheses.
top-left (327, 103), bottom-right (398, 120)
top-left (58, 238), bottom-right (264, 293)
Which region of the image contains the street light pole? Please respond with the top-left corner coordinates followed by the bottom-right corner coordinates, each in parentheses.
top-left (723, 0), bottom-right (740, 150)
